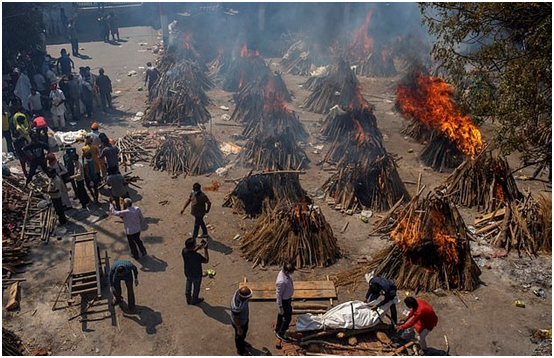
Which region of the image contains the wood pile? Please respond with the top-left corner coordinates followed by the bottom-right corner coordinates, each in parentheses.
top-left (115, 134), bottom-right (152, 170)
top-left (281, 39), bottom-right (331, 76)
top-left (474, 193), bottom-right (552, 256)
top-left (352, 46), bottom-right (397, 77)
top-left (2, 328), bottom-right (23, 356)
top-left (223, 171), bottom-right (309, 217)
top-left (151, 132), bottom-right (225, 177)
top-left (400, 118), bottom-right (435, 143)
top-left (156, 33), bottom-right (207, 73)
top-left (335, 191), bottom-right (481, 292)
top-left (439, 151), bottom-right (522, 212)
top-left (240, 200), bottom-right (340, 268)
top-left (230, 71), bottom-right (292, 124)
top-left (303, 59), bottom-right (366, 114)
top-left (207, 47), bottom-right (231, 83)
top-left (222, 45), bottom-right (270, 92)
top-left (144, 60), bottom-right (213, 125)
top-left (420, 135), bottom-right (466, 172)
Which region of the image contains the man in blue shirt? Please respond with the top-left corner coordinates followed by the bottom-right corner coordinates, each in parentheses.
top-left (230, 286), bottom-right (253, 356)
top-left (108, 260), bottom-right (139, 312)
top-left (365, 276), bottom-right (398, 326)
top-left (56, 49), bottom-right (74, 76)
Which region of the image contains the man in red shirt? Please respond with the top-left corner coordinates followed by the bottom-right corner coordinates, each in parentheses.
top-left (397, 297), bottom-right (438, 352)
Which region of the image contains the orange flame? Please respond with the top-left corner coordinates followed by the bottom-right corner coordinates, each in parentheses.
top-left (349, 10), bottom-right (374, 60)
top-left (396, 72), bottom-right (482, 158)
top-left (352, 118), bottom-right (366, 143)
top-left (240, 44), bottom-right (260, 58)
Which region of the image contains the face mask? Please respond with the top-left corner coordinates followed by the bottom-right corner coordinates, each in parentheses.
top-left (192, 190), bottom-right (198, 195)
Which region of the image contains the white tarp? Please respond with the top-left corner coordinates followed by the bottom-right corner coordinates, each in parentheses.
top-left (295, 298), bottom-right (399, 332)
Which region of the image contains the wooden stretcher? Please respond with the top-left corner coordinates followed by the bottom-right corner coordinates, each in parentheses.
top-left (68, 231), bottom-right (108, 301)
top-left (240, 277), bottom-right (337, 301)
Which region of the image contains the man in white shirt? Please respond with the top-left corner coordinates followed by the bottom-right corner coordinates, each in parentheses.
top-left (49, 83), bottom-right (66, 129)
top-left (27, 88), bottom-right (43, 116)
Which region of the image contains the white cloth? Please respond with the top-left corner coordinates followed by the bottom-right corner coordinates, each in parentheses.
top-left (33, 73), bottom-right (47, 92)
top-left (14, 73), bottom-right (32, 110)
top-left (28, 93), bottom-right (43, 112)
top-left (295, 298), bottom-right (400, 332)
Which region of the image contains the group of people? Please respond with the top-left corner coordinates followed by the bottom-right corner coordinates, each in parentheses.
top-left (97, 11), bottom-right (120, 43)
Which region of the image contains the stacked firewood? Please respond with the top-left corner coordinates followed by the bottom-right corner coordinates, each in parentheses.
top-left (2, 328), bottom-right (23, 356)
top-left (400, 118), bottom-right (435, 144)
top-left (240, 200), bottom-right (341, 268)
top-left (230, 71), bottom-right (292, 125)
top-left (156, 33), bottom-right (207, 73)
top-left (474, 193), bottom-right (552, 256)
top-left (303, 59), bottom-right (366, 114)
top-left (420, 136), bottom-right (466, 172)
top-left (319, 105), bottom-right (410, 212)
top-left (151, 132), bottom-right (225, 177)
top-left (144, 60), bottom-right (213, 125)
top-left (352, 46), bottom-right (397, 77)
top-left (222, 46), bottom-right (270, 92)
top-left (223, 172), bottom-right (309, 217)
top-left (115, 134), bottom-right (152, 169)
top-left (335, 192), bottom-right (482, 292)
top-left (207, 48), bottom-right (231, 83)
top-left (281, 38), bottom-right (332, 76)
top-left (439, 151), bottom-right (522, 212)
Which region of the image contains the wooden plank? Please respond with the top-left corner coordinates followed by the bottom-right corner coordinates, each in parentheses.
top-left (246, 289), bottom-right (337, 300)
top-left (6, 282), bottom-right (19, 310)
top-left (474, 208), bottom-right (506, 225)
top-left (239, 281), bottom-right (335, 291)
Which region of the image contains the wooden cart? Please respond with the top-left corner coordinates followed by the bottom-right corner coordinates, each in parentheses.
top-left (68, 231), bottom-right (108, 300)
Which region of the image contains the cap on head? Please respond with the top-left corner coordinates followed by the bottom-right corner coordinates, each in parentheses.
top-left (91, 122), bottom-right (98, 130)
top-left (185, 237), bottom-right (195, 249)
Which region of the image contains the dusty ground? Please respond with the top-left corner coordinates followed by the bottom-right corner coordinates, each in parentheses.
top-left (2, 26), bottom-right (552, 356)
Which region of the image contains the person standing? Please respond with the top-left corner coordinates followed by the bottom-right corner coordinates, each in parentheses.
top-left (88, 122), bottom-right (101, 146)
top-left (81, 79), bottom-right (93, 118)
top-left (144, 62), bottom-right (159, 101)
top-left (23, 133), bottom-right (49, 185)
top-left (56, 49), bottom-right (74, 76)
top-left (107, 11), bottom-right (120, 41)
top-left (46, 153), bottom-right (72, 209)
top-left (230, 286), bottom-right (253, 356)
top-left (46, 168), bottom-right (67, 226)
top-left (180, 183), bottom-right (211, 239)
top-left (96, 68), bottom-right (112, 112)
top-left (107, 166), bottom-right (127, 210)
top-left (108, 260), bottom-right (139, 312)
top-left (31, 115), bottom-right (49, 143)
top-left (110, 198), bottom-right (147, 260)
top-left (181, 237), bottom-right (209, 305)
top-left (49, 83), bottom-right (66, 129)
top-left (83, 151), bottom-right (100, 204)
top-left (2, 110), bottom-right (15, 154)
top-left (27, 88), bottom-right (44, 116)
top-left (69, 152), bottom-right (90, 210)
top-left (14, 70), bottom-right (32, 111)
top-left (67, 74), bottom-right (81, 121)
top-left (67, 19), bottom-right (79, 57)
top-left (60, 7), bottom-right (68, 33)
top-left (364, 276), bottom-right (398, 326)
top-left (99, 134), bottom-right (119, 174)
top-left (397, 297), bottom-right (438, 353)
top-left (97, 13), bottom-right (109, 42)
top-left (275, 262), bottom-right (295, 342)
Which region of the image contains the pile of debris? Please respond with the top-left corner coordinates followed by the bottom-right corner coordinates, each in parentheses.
top-left (144, 60), bottom-right (213, 125)
top-left (223, 172), bottom-right (309, 217)
top-left (335, 191), bottom-right (481, 292)
top-left (115, 133), bottom-right (152, 171)
top-left (303, 59), bottom-right (365, 114)
top-left (2, 328), bottom-right (23, 356)
top-left (151, 132), bottom-right (225, 177)
top-left (439, 151), bottom-right (522, 212)
top-left (474, 193), bottom-right (552, 256)
top-left (396, 70), bottom-right (483, 171)
top-left (240, 200), bottom-right (340, 268)
top-left (222, 44), bottom-right (270, 92)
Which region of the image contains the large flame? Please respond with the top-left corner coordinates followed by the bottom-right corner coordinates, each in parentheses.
top-left (396, 72), bottom-right (482, 158)
top-left (349, 10), bottom-right (374, 60)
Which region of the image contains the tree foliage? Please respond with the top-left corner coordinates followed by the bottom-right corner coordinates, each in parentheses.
top-left (2, 2), bottom-right (45, 69)
top-left (420, 3), bottom-right (551, 163)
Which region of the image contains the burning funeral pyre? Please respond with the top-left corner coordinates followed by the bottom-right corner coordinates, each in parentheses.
top-left (222, 44), bottom-right (270, 92)
top-left (344, 10), bottom-right (397, 77)
top-left (151, 132), bottom-right (225, 177)
top-left (319, 99), bottom-right (410, 212)
top-left (281, 37), bottom-right (332, 76)
top-left (303, 59), bottom-right (366, 114)
top-left (207, 47), bottom-right (231, 83)
top-left (237, 79), bottom-right (309, 171)
top-left (439, 151), bottom-right (522, 213)
top-left (224, 172), bottom-right (341, 268)
top-left (335, 191), bottom-right (481, 292)
top-left (157, 31), bottom-right (207, 73)
top-left (144, 60), bottom-right (214, 125)
top-left (396, 71), bottom-right (483, 172)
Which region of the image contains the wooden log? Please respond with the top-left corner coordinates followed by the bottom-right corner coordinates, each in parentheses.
top-left (301, 329), bottom-right (343, 342)
top-left (293, 303), bottom-right (329, 310)
top-left (6, 282), bottom-right (19, 310)
top-left (293, 309), bottom-right (327, 315)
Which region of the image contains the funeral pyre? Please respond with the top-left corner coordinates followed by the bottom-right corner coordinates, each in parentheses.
top-left (151, 131), bottom-right (225, 177)
top-left (144, 59), bottom-right (213, 125)
top-left (396, 70), bottom-right (483, 172)
top-left (281, 34), bottom-right (332, 76)
top-left (335, 191), bottom-right (482, 292)
top-left (224, 172), bottom-right (340, 268)
top-left (303, 59), bottom-right (366, 114)
top-left (222, 44), bottom-right (270, 92)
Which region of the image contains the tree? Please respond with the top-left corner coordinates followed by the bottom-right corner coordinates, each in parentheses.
top-left (420, 3), bottom-right (551, 165)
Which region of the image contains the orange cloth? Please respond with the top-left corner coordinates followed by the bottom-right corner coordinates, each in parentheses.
top-left (81, 144), bottom-right (102, 173)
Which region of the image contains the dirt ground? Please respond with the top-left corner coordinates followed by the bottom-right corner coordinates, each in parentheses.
top-left (2, 26), bottom-right (552, 356)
